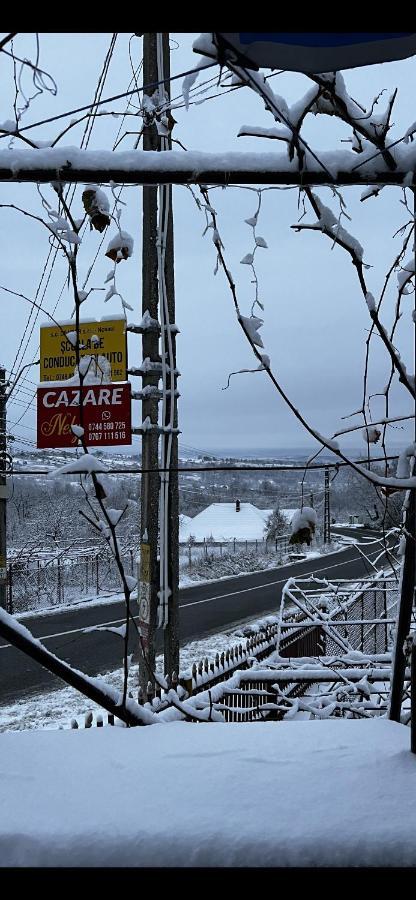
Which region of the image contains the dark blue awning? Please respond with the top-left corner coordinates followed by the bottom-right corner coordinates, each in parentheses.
top-left (214, 33), bottom-right (416, 72)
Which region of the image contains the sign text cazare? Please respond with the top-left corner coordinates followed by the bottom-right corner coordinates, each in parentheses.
top-left (40, 386), bottom-right (126, 409)
top-left (36, 383), bottom-right (132, 448)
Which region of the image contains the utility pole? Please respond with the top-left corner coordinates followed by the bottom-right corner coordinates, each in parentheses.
top-left (0, 367), bottom-right (7, 609)
top-left (138, 33), bottom-right (179, 688)
top-left (161, 36), bottom-right (180, 682)
top-left (389, 190), bottom-right (416, 721)
top-left (323, 467), bottom-right (331, 544)
top-left (389, 485), bottom-right (416, 720)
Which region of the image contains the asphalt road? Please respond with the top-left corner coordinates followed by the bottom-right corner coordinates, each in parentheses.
top-left (0, 530), bottom-right (393, 706)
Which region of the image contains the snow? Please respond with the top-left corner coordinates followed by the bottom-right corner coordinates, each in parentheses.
top-left (290, 507), bottom-right (317, 534)
top-left (366, 291), bottom-right (376, 311)
top-left (50, 455), bottom-right (109, 476)
top-left (398, 256), bottom-right (415, 290)
top-left (105, 230), bottom-right (134, 258)
top-left (4, 146), bottom-right (416, 183)
top-left (70, 424), bottom-right (84, 438)
top-left (312, 431), bottom-right (340, 452)
top-left (238, 314), bottom-right (264, 348)
top-left (362, 425), bottom-right (381, 444)
top-left (105, 508), bottom-right (124, 526)
top-left (396, 444), bottom-right (416, 479)
top-left (84, 184), bottom-right (110, 214)
top-left (0, 719), bottom-right (415, 866)
top-left (0, 119), bottom-right (17, 133)
top-left (179, 503), bottom-right (273, 542)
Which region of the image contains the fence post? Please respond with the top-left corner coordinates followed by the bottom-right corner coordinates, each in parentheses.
top-left (233, 539), bottom-right (236, 554)
top-left (7, 563), bottom-right (12, 615)
top-left (57, 558), bottom-right (62, 605)
top-left (85, 557), bottom-right (89, 594)
top-left (361, 595), bottom-right (364, 651)
top-left (96, 556), bottom-right (99, 595)
top-left (384, 581), bottom-right (388, 651)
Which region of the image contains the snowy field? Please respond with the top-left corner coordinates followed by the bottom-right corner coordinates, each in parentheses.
top-left (0, 718), bottom-right (415, 867)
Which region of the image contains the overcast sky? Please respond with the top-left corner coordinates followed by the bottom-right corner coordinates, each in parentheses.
top-left (1, 33), bottom-right (415, 456)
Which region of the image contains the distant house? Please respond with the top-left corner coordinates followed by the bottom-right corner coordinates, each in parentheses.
top-left (179, 502), bottom-right (273, 543)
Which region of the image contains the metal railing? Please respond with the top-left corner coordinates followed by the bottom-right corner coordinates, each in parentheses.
top-left (178, 575), bottom-right (400, 724)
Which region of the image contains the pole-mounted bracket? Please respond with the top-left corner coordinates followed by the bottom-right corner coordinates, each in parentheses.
top-left (132, 419), bottom-right (181, 436)
top-left (132, 387), bottom-right (180, 401)
top-left (128, 359), bottom-right (163, 377)
top-left (127, 311), bottom-right (161, 334)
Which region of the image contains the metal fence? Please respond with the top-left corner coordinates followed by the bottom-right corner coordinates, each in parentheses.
top-left (180, 534), bottom-right (290, 571)
top-left (176, 576), bottom-right (400, 724)
top-left (6, 549), bottom-right (137, 614)
top-left (281, 576), bottom-right (399, 657)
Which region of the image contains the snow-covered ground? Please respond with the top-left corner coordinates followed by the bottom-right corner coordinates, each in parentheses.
top-left (0, 620), bottom-right (268, 733)
top-left (0, 718), bottom-right (415, 867)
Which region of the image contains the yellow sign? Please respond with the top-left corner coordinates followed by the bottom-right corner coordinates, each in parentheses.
top-left (40, 318), bottom-right (127, 382)
top-left (140, 544), bottom-right (151, 584)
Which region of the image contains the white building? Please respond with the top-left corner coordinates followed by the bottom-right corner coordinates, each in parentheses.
top-left (179, 502), bottom-right (273, 543)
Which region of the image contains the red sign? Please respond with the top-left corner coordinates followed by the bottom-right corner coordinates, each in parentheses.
top-left (37, 383), bottom-right (131, 448)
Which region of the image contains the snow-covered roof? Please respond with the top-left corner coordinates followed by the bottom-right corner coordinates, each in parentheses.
top-left (179, 503), bottom-right (272, 542)
top-left (179, 514), bottom-right (192, 527)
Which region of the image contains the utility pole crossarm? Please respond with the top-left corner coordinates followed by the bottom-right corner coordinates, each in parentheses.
top-left (0, 149), bottom-right (414, 186)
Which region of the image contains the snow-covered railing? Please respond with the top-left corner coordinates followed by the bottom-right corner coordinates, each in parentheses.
top-left (176, 575), bottom-right (400, 722)
top-left (179, 614), bottom-right (323, 697)
top-left (279, 575), bottom-right (399, 658)
top-left (0, 147), bottom-right (414, 186)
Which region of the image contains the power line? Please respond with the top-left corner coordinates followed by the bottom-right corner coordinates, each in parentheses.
top-left (9, 455), bottom-right (400, 477)
top-left (0, 60), bottom-right (217, 139)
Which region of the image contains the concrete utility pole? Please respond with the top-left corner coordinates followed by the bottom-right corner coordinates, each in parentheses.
top-left (138, 33), bottom-right (179, 688)
top-left (0, 367), bottom-right (7, 609)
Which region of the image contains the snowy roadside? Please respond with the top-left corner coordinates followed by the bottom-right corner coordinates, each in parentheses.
top-left (15, 541), bottom-right (348, 620)
top-left (0, 616), bottom-right (278, 733)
